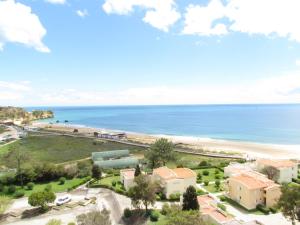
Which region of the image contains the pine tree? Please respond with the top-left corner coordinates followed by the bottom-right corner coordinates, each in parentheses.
top-left (134, 164), bottom-right (141, 177)
top-left (182, 186), bottom-right (199, 211)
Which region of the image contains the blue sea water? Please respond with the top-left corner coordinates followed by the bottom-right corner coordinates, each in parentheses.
top-left (26, 104), bottom-right (300, 145)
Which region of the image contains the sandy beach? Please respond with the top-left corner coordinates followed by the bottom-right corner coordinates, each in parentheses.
top-left (32, 122), bottom-right (300, 160)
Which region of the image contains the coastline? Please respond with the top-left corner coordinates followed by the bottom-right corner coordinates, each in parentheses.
top-left (32, 122), bottom-right (300, 160)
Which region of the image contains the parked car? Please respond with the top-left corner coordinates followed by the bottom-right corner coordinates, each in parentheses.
top-left (55, 195), bottom-right (72, 206)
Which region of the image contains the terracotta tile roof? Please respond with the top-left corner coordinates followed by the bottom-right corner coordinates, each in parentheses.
top-left (230, 173), bottom-right (274, 189)
top-left (201, 203), bottom-right (233, 223)
top-left (153, 167), bottom-right (196, 180)
top-left (120, 168), bottom-right (135, 179)
top-left (257, 159), bottom-right (297, 168)
top-left (197, 195), bottom-right (215, 206)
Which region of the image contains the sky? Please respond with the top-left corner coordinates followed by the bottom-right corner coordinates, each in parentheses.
top-left (0, 0), bottom-right (300, 106)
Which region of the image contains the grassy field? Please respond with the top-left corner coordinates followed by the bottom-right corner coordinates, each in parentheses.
top-left (194, 168), bottom-right (224, 182)
top-left (0, 178), bottom-right (87, 198)
top-left (0, 133), bottom-right (146, 165)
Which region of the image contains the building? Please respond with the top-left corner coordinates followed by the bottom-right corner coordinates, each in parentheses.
top-left (120, 168), bottom-right (135, 191)
top-left (256, 159), bottom-right (298, 183)
top-left (224, 162), bottom-right (255, 178)
top-left (152, 166), bottom-right (196, 198)
top-left (197, 195), bottom-right (235, 225)
top-left (227, 172), bottom-right (281, 210)
top-left (97, 132), bottom-right (127, 140)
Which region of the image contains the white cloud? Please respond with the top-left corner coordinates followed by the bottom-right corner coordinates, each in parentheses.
top-left (102, 0), bottom-right (181, 32)
top-left (183, 0), bottom-right (228, 36)
top-left (0, 0), bottom-right (49, 53)
top-left (76, 9), bottom-right (88, 18)
top-left (45, 0), bottom-right (66, 5)
top-left (0, 81), bottom-right (31, 92)
top-left (0, 81), bottom-right (32, 102)
top-left (296, 59), bottom-right (300, 66)
top-left (182, 0), bottom-right (300, 42)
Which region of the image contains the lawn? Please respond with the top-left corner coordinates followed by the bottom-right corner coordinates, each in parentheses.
top-left (202, 183), bottom-right (224, 193)
top-left (194, 168), bottom-right (224, 182)
top-left (167, 152), bottom-right (234, 169)
top-left (0, 178), bottom-right (87, 198)
top-left (0, 133), bottom-right (146, 166)
top-left (99, 175), bottom-right (121, 186)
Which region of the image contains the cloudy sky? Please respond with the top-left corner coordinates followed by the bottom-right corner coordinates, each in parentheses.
top-left (0, 0), bottom-right (300, 106)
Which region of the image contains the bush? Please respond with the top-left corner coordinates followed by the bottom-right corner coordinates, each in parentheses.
top-left (0, 184), bottom-right (4, 192)
top-left (199, 161), bottom-right (208, 167)
top-left (14, 190), bottom-right (25, 198)
top-left (215, 175), bottom-right (220, 179)
top-left (196, 189), bottom-right (206, 196)
top-left (150, 210), bottom-right (160, 222)
top-left (215, 169), bottom-right (220, 174)
top-left (161, 203), bottom-right (170, 215)
top-left (169, 193), bottom-right (181, 201)
top-left (59, 177), bottom-right (66, 185)
top-left (217, 203), bottom-right (226, 211)
top-left (202, 170), bottom-right (209, 176)
top-left (197, 178), bottom-right (202, 184)
top-left (256, 204), bottom-right (270, 215)
top-left (112, 181), bottom-right (116, 187)
top-left (220, 195), bottom-right (227, 202)
top-left (44, 184), bottom-right (52, 192)
top-left (67, 223), bottom-right (76, 225)
top-left (123, 208), bottom-right (132, 218)
top-left (197, 173), bottom-right (202, 179)
top-left (269, 207), bottom-right (278, 214)
top-left (26, 182), bottom-right (34, 190)
top-left (204, 180), bottom-right (209, 186)
top-left (46, 219), bottom-right (62, 225)
top-left (8, 185), bottom-right (16, 194)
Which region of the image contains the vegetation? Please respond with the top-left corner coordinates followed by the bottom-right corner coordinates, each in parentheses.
top-left (0, 125), bottom-right (8, 134)
top-left (28, 190), bottom-right (56, 211)
top-left (0, 134), bottom-right (144, 165)
top-left (128, 174), bottom-right (159, 212)
top-left (76, 209), bottom-right (111, 225)
top-left (92, 165), bottom-right (102, 180)
top-left (278, 183), bottom-right (300, 224)
top-left (146, 138), bottom-right (176, 168)
top-left (0, 196), bottom-right (11, 214)
top-left (46, 219), bottom-right (62, 225)
top-left (193, 168), bottom-right (224, 182)
top-left (182, 186), bottom-right (199, 211)
top-left (261, 166), bottom-right (279, 181)
top-left (134, 164), bottom-right (141, 177)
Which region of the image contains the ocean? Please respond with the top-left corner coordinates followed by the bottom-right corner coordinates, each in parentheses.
top-left (26, 104), bottom-right (300, 145)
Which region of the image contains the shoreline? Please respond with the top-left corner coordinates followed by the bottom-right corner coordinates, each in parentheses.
top-left (32, 121), bottom-right (300, 160)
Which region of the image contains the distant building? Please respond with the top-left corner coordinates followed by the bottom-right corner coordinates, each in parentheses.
top-left (97, 132), bottom-right (127, 140)
top-left (227, 172), bottom-right (281, 210)
top-left (224, 162), bottom-right (255, 178)
top-left (256, 159), bottom-right (298, 183)
top-left (120, 168), bottom-right (135, 191)
top-left (152, 166), bottom-right (196, 198)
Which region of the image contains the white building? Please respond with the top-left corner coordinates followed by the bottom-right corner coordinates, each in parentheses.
top-left (152, 166), bottom-right (196, 198)
top-left (120, 168), bottom-right (135, 191)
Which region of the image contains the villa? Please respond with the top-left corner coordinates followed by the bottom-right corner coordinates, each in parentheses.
top-left (226, 171), bottom-right (281, 210)
top-left (256, 159), bottom-right (298, 183)
top-left (152, 166), bottom-right (196, 198)
top-left (120, 168), bottom-right (135, 191)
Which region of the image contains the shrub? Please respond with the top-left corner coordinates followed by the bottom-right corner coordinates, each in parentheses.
top-left (217, 203), bottom-right (226, 211)
top-left (150, 210), bottom-right (160, 222)
top-left (256, 204), bottom-right (270, 215)
top-left (59, 177), bottom-right (66, 185)
top-left (123, 208), bottom-right (132, 218)
top-left (204, 180), bottom-right (209, 186)
top-left (215, 174), bottom-right (221, 179)
top-left (44, 184), bottom-right (52, 192)
top-left (215, 180), bottom-right (221, 188)
top-left (26, 182), bottom-right (34, 190)
top-left (14, 190), bottom-right (25, 198)
top-left (161, 203), bottom-right (170, 215)
top-left (46, 219), bottom-right (62, 225)
top-left (197, 173), bottom-right (202, 179)
top-left (196, 189), bottom-right (206, 195)
top-left (197, 178), bottom-right (202, 184)
top-left (169, 193), bottom-right (181, 201)
top-left (158, 192), bottom-right (166, 200)
top-left (269, 207), bottom-right (278, 214)
top-left (199, 161), bottom-right (208, 167)
top-left (112, 181), bottom-right (116, 187)
top-left (8, 185), bottom-right (16, 194)
top-left (0, 184), bottom-right (4, 192)
top-left (220, 195), bottom-right (227, 201)
top-left (67, 223), bottom-right (76, 225)
top-left (202, 170), bottom-right (209, 176)
top-left (215, 169), bottom-right (220, 174)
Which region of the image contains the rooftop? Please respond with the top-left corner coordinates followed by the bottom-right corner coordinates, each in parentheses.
top-left (153, 167), bottom-right (196, 180)
top-left (120, 168), bottom-right (135, 179)
top-left (257, 159), bottom-right (297, 168)
top-left (229, 173), bottom-right (276, 190)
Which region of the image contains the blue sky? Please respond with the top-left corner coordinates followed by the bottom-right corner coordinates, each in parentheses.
top-left (0, 0), bottom-right (300, 106)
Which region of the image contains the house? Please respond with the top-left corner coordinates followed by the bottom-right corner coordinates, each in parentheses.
top-left (120, 168), bottom-right (135, 191)
top-left (224, 162), bottom-right (255, 178)
top-left (256, 159), bottom-right (298, 183)
top-left (227, 172), bottom-right (281, 210)
top-left (152, 166), bottom-right (196, 198)
top-left (197, 195), bottom-right (235, 225)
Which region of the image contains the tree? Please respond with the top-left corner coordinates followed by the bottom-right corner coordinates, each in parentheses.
top-left (182, 186), bottom-right (199, 211)
top-left (134, 164), bottom-right (141, 177)
top-left (76, 209), bottom-right (111, 225)
top-left (261, 166), bottom-right (279, 181)
top-left (165, 205), bottom-right (204, 225)
top-left (128, 174), bottom-right (158, 212)
top-left (92, 165), bottom-right (102, 180)
top-left (215, 180), bottom-right (221, 190)
top-left (146, 138), bottom-right (175, 168)
top-left (28, 190), bottom-right (56, 211)
top-left (278, 184), bottom-right (300, 225)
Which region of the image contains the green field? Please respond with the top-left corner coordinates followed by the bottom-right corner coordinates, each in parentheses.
top-left (194, 168), bottom-right (224, 182)
top-left (0, 133), bottom-right (146, 166)
top-left (0, 178), bottom-right (87, 198)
